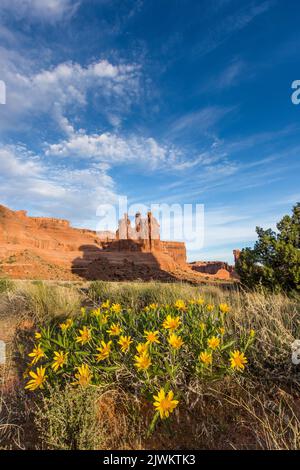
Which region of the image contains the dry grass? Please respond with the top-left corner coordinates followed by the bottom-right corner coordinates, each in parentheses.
top-left (0, 280), bottom-right (299, 450)
top-left (0, 281), bottom-right (82, 324)
top-left (87, 280), bottom-right (236, 313)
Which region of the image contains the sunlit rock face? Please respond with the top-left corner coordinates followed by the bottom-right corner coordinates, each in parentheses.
top-left (0, 204), bottom-right (188, 280)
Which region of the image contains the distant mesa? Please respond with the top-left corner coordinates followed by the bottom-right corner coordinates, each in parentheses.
top-left (0, 203), bottom-right (238, 283)
top-left (189, 261), bottom-right (236, 281)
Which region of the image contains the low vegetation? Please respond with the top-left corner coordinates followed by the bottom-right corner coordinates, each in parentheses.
top-left (0, 280), bottom-right (299, 449)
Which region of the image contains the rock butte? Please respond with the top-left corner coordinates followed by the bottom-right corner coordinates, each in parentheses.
top-left (0, 204), bottom-right (238, 283)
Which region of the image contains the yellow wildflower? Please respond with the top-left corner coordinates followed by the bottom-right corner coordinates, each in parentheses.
top-left (96, 340), bottom-right (112, 361)
top-left (72, 364), bottom-right (93, 386)
top-left (162, 315), bottom-right (181, 331)
top-left (76, 326), bottom-right (92, 345)
top-left (199, 351), bottom-right (212, 366)
top-left (60, 318), bottom-right (73, 332)
top-left (199, 322), bottom-right (206, 331)
top-left (101, 300), bottom-right (110, 309)
top-left (28, 345), bottom-right (45, 365)
top-left (111, 303), bottom-right (122, 314)
top-left (153, 389), bottom-right (179, 419)
top-left (206, 304), bottom-right (214, 312)
top-left (34, 332), bottom-right (41, 340)
top-left (196, 297), bottom-right (205, 305)
top-left (91, 307), bottom-right (101, 317)
top-left (250, 329), bottom-right (255, 338)
top-left (149, 303), bottom-right (158, 310)
top-left (136, 342), bottom-right (148, 354)
top-left (107, 323), bottom-right (122, 336)
top-left (207, 336), bottom-right (220, 350)
top-left (230, 350), bottom-right (248, 371)
top-left (25, 367), bottom-right (47, 391)
top-left (219, 303), bottom-right (230, 314)
top-left (99, 314), bottom-right (109, 325)
top-left (144, 330), bottom-right (160, 344)
top-left (134, 352), bottom-right (151, 371)
top-left (118, 335), bottom-right (133, 353)
top-left (168, 333), bottom-right (184, 350)
top-left (80, 307), bottom-right (86, 316)
top-left (51, 351), bottom-right (68, 372)
top-left (174, 299), bottom-right (187, 311)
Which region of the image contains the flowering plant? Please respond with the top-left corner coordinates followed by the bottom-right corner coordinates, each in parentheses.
top-left (24, 299), bottom-right (254, 428)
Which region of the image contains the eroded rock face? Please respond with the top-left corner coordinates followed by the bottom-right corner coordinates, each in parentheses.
top-left (190, 261), bottom-right (233, 275)
top-left (0, 204), bottom-right (102, 276)
top-left (0, 205), bottom-right (187, 280)
top-left (0, 204), bottom-right (236, 283)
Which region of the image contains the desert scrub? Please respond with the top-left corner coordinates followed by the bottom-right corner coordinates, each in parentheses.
top-left (20, 282), bottom-right (82, 323)
top-left (88, 281), bottom-right (228, 311)
top-left (34, 385), bottom-right (142, 450)
top-left (228, 290), bottom-right (300, 382)
top-left (34, 384), bottom-right (106, 449)
top-left (207, 377), bottom-right (300, 450)
top-left (23, 298), bottom-right (254, 431)
top-left (0, 281), bottom-right (81, 325)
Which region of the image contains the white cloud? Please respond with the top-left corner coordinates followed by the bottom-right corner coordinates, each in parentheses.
top-left (46, 129), bottom-right (183, 170)
top-left (0, 0), bottom-right (80, 22)
top-left (0, 146), bottom-right (42, 177)
top-left (0, 54), bottom-right (141, 132)
top-left (45, 124), bottom-right (212, 173)
top-left (0, 144), bottom-right (117, 225)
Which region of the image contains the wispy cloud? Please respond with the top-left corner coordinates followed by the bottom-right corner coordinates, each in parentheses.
top-left (0, 53), bottom-right (141, 133)
top-left (213, 59), bottom-right (245, 89)
top-left (169, 106), bottom-right (234, 137)
top-left (188, 203), bottom-right (282, 262)
top-left (45, 125), bottom-right (205, 173)
top-left (0, 144), bottom-right (117, 225)
top-left (194, 1), bottom-right (274, 58)
top-left (0, 0), bottom-right (80, 22)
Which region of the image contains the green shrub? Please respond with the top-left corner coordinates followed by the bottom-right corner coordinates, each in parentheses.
top-left (34, 384), bottom-right (107, 449)
top-left (34, 385), bottom-right (141, 450)
top-left (236, 203), bottom-right (300, 293)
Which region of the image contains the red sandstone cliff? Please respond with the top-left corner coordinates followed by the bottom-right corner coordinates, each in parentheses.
top-left (0, 204), bottom-right (235, 283)
top-left (0, 204), bottom-right (186, 281)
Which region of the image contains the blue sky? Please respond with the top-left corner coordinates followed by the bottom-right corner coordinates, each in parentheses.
top-left (0, 0), bottom-right (299, 263)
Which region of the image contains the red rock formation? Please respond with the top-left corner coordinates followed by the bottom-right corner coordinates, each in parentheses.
top-left (190, 261), bottom-right (234, 275)
top-left (0, 204), bottom-right (235, 283)
top-left (0, 204), bottom-right (186, 281)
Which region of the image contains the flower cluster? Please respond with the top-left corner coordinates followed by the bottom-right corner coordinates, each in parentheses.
top-left (24, 299), bottom-right (254, 426)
